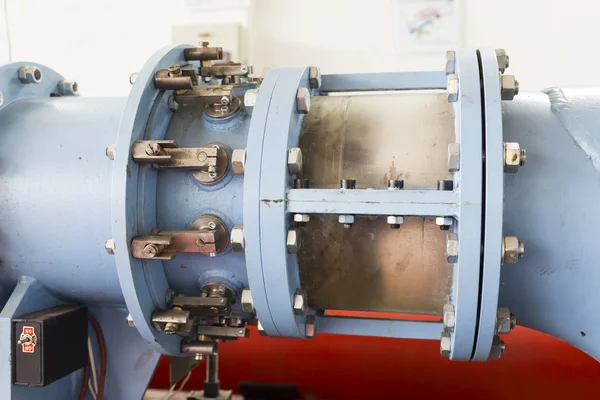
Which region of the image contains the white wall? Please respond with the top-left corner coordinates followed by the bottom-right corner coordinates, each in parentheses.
top-left (0, 0), bottom-right (598, 96)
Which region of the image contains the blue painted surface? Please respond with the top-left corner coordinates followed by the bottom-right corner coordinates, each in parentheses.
top-left (500, 89), bottom-right (600, 361)
top-left (449, 50), bottom-right (483, 361)
top-left (472, 49), bottom-right (504, 361)
top-left (317, 316), bottom-right (443, 340)
top-left (319, 71), bottom-right (447, 93)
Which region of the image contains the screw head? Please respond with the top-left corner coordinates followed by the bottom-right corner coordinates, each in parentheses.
top-left (443, 304), bottom-right (456, 331)
top-left (18, 66), bottom-right (42, 84)
top-left (230, 225), bottom-right (245, 252)
top-left (502, 236), bottom-right (524, 264)
top-left (241, 289), bottom-right (255, 313)
top-left (231, 149), bottom-right (246, 174)
top-left (447, 74), bottom-right (458, 102)
top-left (106, 144), bottom-right (116, 160)
top-left (287, 228), bottom-right (300, 253)
top-left (104, 239), bottom-right (116, 255)
top-left (293, 289), bottom-right (308, 316)
top-left (143, 244), bottom-right (159, 258)
top-left (126, 313), bottom-right (135, 328)
top-left (440, 332), bottom-right (452, 358)
top-left (309, 66), bottom-right (321, 89)
top-left (287, 148), bottom-right (303, 175)
top-left (500, 75), bottom-right (519, 100)
top-left (244, 89), bottom-right (258, 116)
top-left (57, 80), bottom-right (79, 96)
top-left (164, 322), bottom-right (179, 335)
top-left (445, 233), bottom-right (459, 263)
top-left (208, 221), bottom-right (217, 230)
top-left (305, 315), bottom-right (316, 338)
top-left (296, 87), bottom-right (311, 114)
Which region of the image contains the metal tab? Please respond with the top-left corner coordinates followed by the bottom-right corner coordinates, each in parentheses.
top-left (132, 140), bottom-right (218, 170)
top-left (200, 65), bottom-right (253, 77)
top-left (174, 85), bottom-right (234, 106)
top-left (195, 326), bottom-right (250, 339)
top-left (171, 295), bottom-right (232, 317)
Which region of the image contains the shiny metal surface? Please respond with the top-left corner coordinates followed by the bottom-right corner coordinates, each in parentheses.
top-left (297, 92), bottom-right (455, 315)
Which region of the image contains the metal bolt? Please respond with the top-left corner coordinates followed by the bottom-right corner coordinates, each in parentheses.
top-left (165, 288), bottom-right (176, 305)
top-left (241, 289), bottom-right (255, 313)
top-left (208, 221), bottom-right (217, 230)
top-left (387, 216), bottom-right (404, 229)
top-left (293, 214), bottom-right (310, 224)
top-left (0, 92), bottom-right (3, 106)
top-left (257, 320), bottom-right (268, 336)
top-left (129, 72), bottom-right (138, 85)
top-left (244, 88), bottom-right (258, 116)
top-left (145, 142), bottom-right (161, 156)
top-left (168, 95), bottom-right (179, 112)
top-left (495, 49), bottom-right (510, 73)
top-left (446, 233), bottom-right (459, 263)
top-left (309, 66), bottom-right (321, 89)
top-left (496, 307), bottom-right (516, 334)
top-left (195, 354), bottom-right (205, 362)
top-left (164, 322), bottom-right (179, 335)
top-left (143, 244), bottom-right (159, 258)
top-left (503, 142), bottom-right (526, 173)
top-left (436, 216), bottom-right (454, 231)
top-left (209, 252), bottom-right (217, 258)
top-left (338, 215), bottom-right (355, 228)
top-left (287, 228), bottom-right (300, 253)
top-left (220, 95), bottom-right (230, 106)
top-left (448, 143), bottom-right (460, 172)
top-left (502, 236), bottom-right (525, 264)
top-left (209, 307), bottom-right (219, 314)
top-left (388, 179), bottom-right (404, 190)
top-left (106, 144), bottom-right (116, 161)
top-left (445, 50), bottom-right (456, 75)
top-left (167, 64), bottom-right (182, 76)
top-left (294, 179), bottom-right (310, 189)
top-left (230, 225), bottom-right (245, 252)
top-left (447, 74), bottom-right (458, 102)
top-left (443, 304), bottom-right (455, 331)
top-left (287, 148), bottom-right (303, 175)
top-left (293, 289), bottom-right (308, 316)
top-left (208, 165), bottom-right (217, 178)
top-left (18, 66), bottom-right (42, 84)
top-left (340, 179), bottom-right (357, 190)
top-left (57, 80), bottom-right (79, 96)
top-left (437, 180), bottom-right (454, 191)
top-left (296, 87), bottom-right (311, 114)
top-left (305, 315), bottom-right (316, 338)
top-left (240, 66), bottom-right (249, 74)
top-left (440, 332), bottom-right (451, 358)
top-left (104, 239), bottom-right (116, 255)
top-left (126, 313), bottom-right (135, 328)
top-left (231, 149), bottom-right (246, 174)
top-left (500, 75), bottom-right (519, 100)
top-left (489, 335), bottom-right (506, 360)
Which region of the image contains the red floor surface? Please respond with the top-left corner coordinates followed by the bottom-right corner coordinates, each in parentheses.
top-left (150, 326), bottom-right (600, 399)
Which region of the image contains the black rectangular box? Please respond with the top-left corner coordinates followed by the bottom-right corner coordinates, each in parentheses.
top-left (13, 304), bottom-right (88, 387)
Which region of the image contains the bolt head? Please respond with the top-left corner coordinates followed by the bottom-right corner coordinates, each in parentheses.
top-left (165, 288), bottom-right (175, 305)
top-left (447, 143), bottom-right (460, 172)
top-left (446, 233), bottom-right (459, 263)
top-left (445, 50), bottom-right (456, 74)
top-left (447, 74), bottom-right (458, 102)
top-left (164, 322), bottom-right (179, 335)
top-left (443, 303), bottom-right (456, 331)
top-left (503, 142), bottom-right (525, 173)
top-left (241, 289), bottom-right (255, 313)
top-left (231, 225), bottom-right (245, 252)
top-left (440, 332), bottom-right (452, 358)
top-left (126, 313), bottom-right (135, 328)
top-left (305, 315), bottom-right (316, 338)
top-left (386, 216), bottom-right (404, 225)
top-left (495, 49), bottom-right (510, 73)
top-left (309, 66), bottom-right (321, 89)
top-left (244, 89), bottom-right (258, 116)
top-left (257, 320), bottom-right (268, 336)
top-left (502, 236), bottom-right (524, 264)
top-left (293, 214), bottom-right (310, 223)
top-left (338, 215), bottom-right (355, 225)
top-left (293, 289), bottom-right (308, 316)
top-left (489, 335), bottom-right (506, 360)
top-left (143, 244), bottom-right (159, 258)
top-left (231, 149), bottom-right (246, 174)
top-left (129, 72), bottom-right (138, 85)
top-left (18, 66), bottom-right (42, 84)
top-left (287, 228), bottom-right (300, 254)
top-left (500, 75), bottom-right (519, 100)
top-left (436, 216), bottom-right (453, 227)
top-left (57, 80), bottom-right (79, 96)
top-left (106, 144), bottom-right (116, 161)
top-left (496, 307), bottom-right (514, 334)
top-left (168, 95), bottom-right (179, 112)
top-left (104, 239), bottom-right (116, 255)
top-left (287, 148), bottom-right (303, 175)
top-left (296, 87), bottom-right (311, 114)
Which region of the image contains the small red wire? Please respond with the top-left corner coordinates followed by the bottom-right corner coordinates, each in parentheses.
top-left (77, 364), bottom-right (89, 400)
top-left (88, 313), bottom-right (107, 400)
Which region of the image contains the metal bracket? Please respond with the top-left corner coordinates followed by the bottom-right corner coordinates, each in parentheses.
top-left (171, 295), bottom-right (232, 318)
top-left (174, 85), bottom-right (234, 106)
top-left (132, 140), bottom-right (217, 169)
top-left (200, 65), bottom-right (253, 78)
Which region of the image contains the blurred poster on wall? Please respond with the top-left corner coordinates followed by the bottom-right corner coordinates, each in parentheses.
top-left (392, 0), bottom-right (460, 53)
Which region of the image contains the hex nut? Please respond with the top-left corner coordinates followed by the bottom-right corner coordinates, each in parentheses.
top-left (106, 144), bottom-right (116, 161)
top-left (338, 215), bottom-right (355, 225)
top-left (244, 88), bottom-right (258, 116)
top-left (495, 49), bottom-right (510, 73)
top-left (241, 289), bottom-right (255, 313)
top-left (489, 335), bottom-right (506, 360)
top-left (230, 225), bottom-right (245, 252)
top-left (309, 66), bottom-right (321, 89)
top-left (287, 148), bottom-right (303, 175)
top-left (446, 233), bottom-right (459, 263)
top-left (104, 239), bottom-right (116, 255)
top-left (18, 66), bottom-right (42, 84)
top-left (443, 304), bottom-right (456, 331)
top-left (126, 313), bottom-right (135, 328)
top-left (293, 289), bottom-right (308, 316)
top-left (502, 236), bottom-right (524, 264)
top-left (445, 50), bottom-right (456, 75)
top-left (500, 75), bottom-right (519, 100)
top-left (296, 87), bottom-right (311, 114)
top-left (231, 149), bottom-right (246, 174)
top-left (293, 214), bottom-right (310, 223)
top-left (503, 142), bottom-right (526, 173)
top-left (257, 320), bottom-right (268, 336)
top-left (168, 95), bottom-right (179, 112)
top-left (440, 332), bottom-right (452, 358)
top-left (305, 315), bottom-right (316, 338)
top-left (287, 228), bottom-right (301, 254)
top-left (436, 216), bottom-right (453, 227)
top-left (57, 80), bottom-right (79, 96)
top-left (386, 216), bottom-right (404, 225)
top-left (496, 307), bottom-right (516, 334)
top-left (448, 143), bottom-right (460, 172)
top-left (447, 74), bottom-right (458, 102)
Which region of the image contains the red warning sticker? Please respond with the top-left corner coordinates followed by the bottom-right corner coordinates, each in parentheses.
top-left (20, 326), bottom-right (37, 353)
